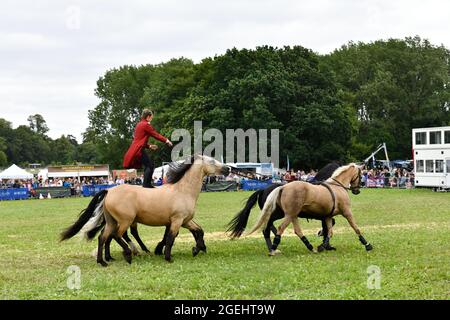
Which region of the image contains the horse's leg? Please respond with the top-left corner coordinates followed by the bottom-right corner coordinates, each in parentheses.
top-left (112, 235), bottom-right (133, 264)
top-left (318, 217), bottom-right (336, 252)
top-left (130, 223), bottom-right (150, 253)
top-left (164, 220), bottom-right (183, 262)
top-left (155, 225), bottom-right (169, 255)
top-left (262, 215), bottom-right (276, 251)
top-left (318, 217), bottom-right (336, 237)
top-left (268, 216), bottom-right (292, 256)
top-left (266, 208), bottom-right (283, 253)
top-left (97, 223), bottom-right (115, 267)
top-left (262, 225), bottom-right (273, 251)
top-left (122, 230), bottom-right (140, 256)
top-left (270, 224), bottom-right (277, 236)
top-left (115, 222), bottom-right (133, 264)
top-left (183, 220), bottom-right (206, 257)
top-left (292, 217), bottom-right (314, 251)
top-left (343, 210), bottom-right (373, 251)
top-left (104, 234), bottom-right (115, 261)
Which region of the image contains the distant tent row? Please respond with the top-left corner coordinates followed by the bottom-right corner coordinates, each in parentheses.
top-left (0, 164), bottom-right (33, 180)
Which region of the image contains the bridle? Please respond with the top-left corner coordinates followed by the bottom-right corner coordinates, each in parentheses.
top-left (322, 166), bottom-right (362, 216)
top-left (329, 167), bottom-right (361, 192)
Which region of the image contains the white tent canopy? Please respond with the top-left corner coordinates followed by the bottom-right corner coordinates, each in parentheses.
top-left (0, 164), bottom-right (33, 180)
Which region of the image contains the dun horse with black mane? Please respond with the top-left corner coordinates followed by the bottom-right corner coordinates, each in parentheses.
top-left (60, 155), bottom-right (230, 266)
top-left (245, 163), bottom-right (373, 255)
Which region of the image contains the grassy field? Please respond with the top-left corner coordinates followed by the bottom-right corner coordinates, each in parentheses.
top-left (0, 188), bottom-right (449, 300)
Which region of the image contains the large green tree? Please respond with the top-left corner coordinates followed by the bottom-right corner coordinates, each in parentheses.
top-left (8, 125), bottom-right (52, 165)
top-left (27, 114), bottom-right (49, 135)
top-left (0, 137), bottom-right (7, 167)
top-left (322, 36), bottom-right (450, 160)
top-left (86, 59), bottom-right (196, 167)
top-left (186, 46), bottom-right (352, 168)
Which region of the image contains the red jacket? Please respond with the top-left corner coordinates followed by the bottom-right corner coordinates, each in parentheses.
top-left (123, 120), bottom-right (168, 169)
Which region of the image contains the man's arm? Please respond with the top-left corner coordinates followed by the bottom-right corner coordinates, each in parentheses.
top-left (144, 124), bottom-right (173, 146)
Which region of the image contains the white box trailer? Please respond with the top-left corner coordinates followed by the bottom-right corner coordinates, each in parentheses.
top-left (412, 126), bottom-right (450, 190)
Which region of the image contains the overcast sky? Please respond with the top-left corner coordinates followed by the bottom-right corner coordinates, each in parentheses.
top-left (1, 0), bottom-right (449, 142)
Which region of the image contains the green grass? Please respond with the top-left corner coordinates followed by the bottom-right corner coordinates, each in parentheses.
top-left (0, 188), bottom-right (449, 300)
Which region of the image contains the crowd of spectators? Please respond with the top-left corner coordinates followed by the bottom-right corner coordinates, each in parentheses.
top-left (0, 175), bottom-right (148, 197)
top-left (1, 165), bottom-right (415, 197)
top-left (361, 167), bottom-right (414, 188)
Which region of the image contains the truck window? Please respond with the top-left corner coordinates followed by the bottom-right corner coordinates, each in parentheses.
top-left (445, 131), bottom-right (450, 144)
top-left (425, 160), bottom-right (434, 173)
top-left (435, 160), bottom-right (444, 173)
top-left (416, 160), bottom-right (424, 172)
top-left (429, 131), bottom-right (441, 144)
top-left (415, 132), bottom-right (426, 145)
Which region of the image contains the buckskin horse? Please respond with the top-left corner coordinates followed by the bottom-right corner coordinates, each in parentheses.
top-left (244, 163), bottom-right (373, 255)
top-left (60, 155), bottom-right (230, 266)
top-left (227, 162), bottom-right (340, 253)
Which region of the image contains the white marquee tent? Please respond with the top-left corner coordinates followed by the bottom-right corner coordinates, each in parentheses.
top-left (0, 164), bottom-right (33, 180)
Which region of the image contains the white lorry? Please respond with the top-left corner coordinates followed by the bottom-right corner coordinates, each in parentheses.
top-left (412, 126), bottom-right (450, 190)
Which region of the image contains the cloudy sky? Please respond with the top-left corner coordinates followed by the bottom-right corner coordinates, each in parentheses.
top-left (1, 0), bottom-right (449, 142)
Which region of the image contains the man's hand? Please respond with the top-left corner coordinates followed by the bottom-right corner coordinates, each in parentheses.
top-left (148, 144), bottom-right (158, 151)
top-left (166, 139), bottom-right (173, 147)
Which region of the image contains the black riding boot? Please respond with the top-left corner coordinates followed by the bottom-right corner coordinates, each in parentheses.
top-left (141, 150), bottom-right (155, 188)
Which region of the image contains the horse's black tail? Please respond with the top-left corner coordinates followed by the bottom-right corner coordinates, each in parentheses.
top-left (226, 189), bottom-right (264, 239)
top-left (60, 190), bottom-right (108, 241)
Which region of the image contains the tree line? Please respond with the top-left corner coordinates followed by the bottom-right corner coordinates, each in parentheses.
top-left (1, 36), bottom-right (449, 170)
top-left (0, 115), bottom-right (97, 168)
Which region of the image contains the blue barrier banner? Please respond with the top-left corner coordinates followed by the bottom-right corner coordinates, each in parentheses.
top-left (82, 184), bottom-right (117, 197)
top-left (241, 179), bottom-right (273, 191)
top-left (0, 188), bottom-right (29, 201)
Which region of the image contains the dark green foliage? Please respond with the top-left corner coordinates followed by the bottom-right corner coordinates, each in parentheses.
top-left (322, 36), bottom-right (450, 160)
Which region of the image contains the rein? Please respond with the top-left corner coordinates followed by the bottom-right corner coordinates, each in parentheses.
top-left (329, 178), bottom-right (353, 191)
top-left (329, 168), bottom-right (361, 191)
top-left (322, 167), bottom-right (362, 215)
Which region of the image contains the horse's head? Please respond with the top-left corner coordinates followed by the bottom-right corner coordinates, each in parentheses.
top-left (198, 155), bottom-right (230, 176)
top-left (349, 165), bottom-right (363, 195)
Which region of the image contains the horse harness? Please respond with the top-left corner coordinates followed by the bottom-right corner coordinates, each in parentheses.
top-left (319, 182), bottom-right (337, 216)
top-left (320, 167), bottom-right (362, 216)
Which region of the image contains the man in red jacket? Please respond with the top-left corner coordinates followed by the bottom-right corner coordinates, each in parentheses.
top-left (123, 109), bottom-right (173, 188)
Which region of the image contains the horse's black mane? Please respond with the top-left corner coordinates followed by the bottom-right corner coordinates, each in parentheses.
top-left (314, 162), bottom-right (340, 182)
top-left (166, 155), bottom-right (196, 184)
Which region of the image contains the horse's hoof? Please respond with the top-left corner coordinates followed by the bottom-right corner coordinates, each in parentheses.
top-left (123, 252), bottom-right (132, 264)
top-left (105, 256), bottom-right (115, 262)
top-left (317, 245), bottom-right (325, 252)
top-left (365, 244), bottom-right (373, 251)
top-left (165, 257), bottom-right (173, 263)
top-left (154, 246), bottom-right (164, 255)
top-left (268, 249), bottom-right (281, 256)
top-left (200, 247), bottom-right (207, 253)
top-left (98, 261), bottom-right (108, 267)
top-left (192, 247), bottom-right (200, 257)
top-left (326, 246), bottom-right (336, 251)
